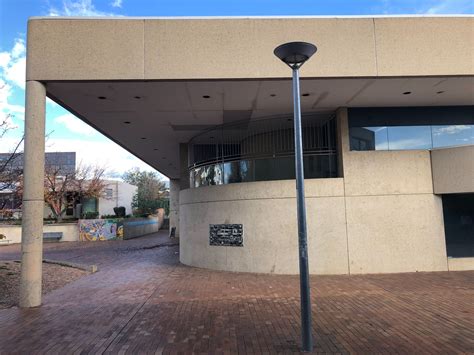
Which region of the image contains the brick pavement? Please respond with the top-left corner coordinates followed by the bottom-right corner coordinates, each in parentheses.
top-left (0, 231), bottom-right (472, 354)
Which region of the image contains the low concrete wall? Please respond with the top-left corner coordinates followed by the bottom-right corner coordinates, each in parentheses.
top-left (79, 209), bottom-right (165, 241)
top-left (1, 210), bottom-right (165, 244)
top-left (448, 257), bottom-right (474, 271)
top-left (431, 145), bottom-right (474, 194)
top-left (123, 210), bottom-right (165, 240)
top-left (0, 223), bottom-right (79, 244)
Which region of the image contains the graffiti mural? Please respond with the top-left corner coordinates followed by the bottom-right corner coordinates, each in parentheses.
top-left (79, 219), bottom-right (123, 241)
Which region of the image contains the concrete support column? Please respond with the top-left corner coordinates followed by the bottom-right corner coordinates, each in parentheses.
top-left (169, 179), bottom-right (180, 237)
top-left (335, 107), bottom-right (349, 177)
top-left (179, 143), bottom-right (190, 190)
top-left (20, 80), bottom-right (46, 308)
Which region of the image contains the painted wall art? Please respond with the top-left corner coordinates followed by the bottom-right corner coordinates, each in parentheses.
top-left (79, 219), bottom-right (123, 241)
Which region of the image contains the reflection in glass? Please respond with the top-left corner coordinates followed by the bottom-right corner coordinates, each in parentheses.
top-left (348, 106), bottom-right (474, 151)
top-left (193, 154), bottom-right (338, 187)
top-left (387, 126), bottom-right (432, 150)
top-left (432, 125), bottom-right (474, 148)
top-left (191, 164), bottom-right (223, 188)
top-left (224, 160), bottom-right (253, 184)
top-left (349, 127), bottom-right (388, 151)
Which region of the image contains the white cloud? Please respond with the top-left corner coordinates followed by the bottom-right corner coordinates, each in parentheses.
top-left (0, 38), bottom-right (26, 89)
top-left (55, 114), bottom-right (97, 136)
top-left (4, 56), bottom-right (26, 89)
top-left (386, 138), bottom-right (431, 150)
top-left (0, 79), bottom-right (23, 124)
top-left (11, 39), bottom-right (26, 59)
top-left (424, 0), bottom-right (473, 14)
top-left (110, 0), bottom-right (123, 8)
top-left (433, 125), bottom-right (472, 136)
top-left (0, 53), bottom-right (11, 69)
top-left (45, 138), bottom-right (162, 178)
top-left (0, 135), bottom-right (162, 178)
top-left (49, 0), bottom-right (122, 16)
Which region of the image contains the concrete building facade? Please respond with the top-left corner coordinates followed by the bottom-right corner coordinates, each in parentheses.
top-left (20, 15), bottom-right (473, 306)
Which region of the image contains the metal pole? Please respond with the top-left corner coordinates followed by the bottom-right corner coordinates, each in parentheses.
top-left (292, 67), bottom-right (313, 352)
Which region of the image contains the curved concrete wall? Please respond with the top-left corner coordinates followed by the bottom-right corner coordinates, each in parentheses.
top-left (179, 178), bottom-right (449, 275)
top-left (180, 179), bottom-right (349, 274)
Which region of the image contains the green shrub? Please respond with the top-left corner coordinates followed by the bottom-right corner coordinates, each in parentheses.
top-left (83, 211), bottom-right (99, 219)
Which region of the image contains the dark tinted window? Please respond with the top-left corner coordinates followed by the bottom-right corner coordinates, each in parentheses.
top-left (349, 106), bottom-right (474, 151)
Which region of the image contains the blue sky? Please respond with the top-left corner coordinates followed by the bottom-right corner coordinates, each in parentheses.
top-left (0, 0), bottom-right (473, 178)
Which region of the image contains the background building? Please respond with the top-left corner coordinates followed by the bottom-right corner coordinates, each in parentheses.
top-left (98, 180), bottom-right (136, 217)
top-left (0, 152), bottom-right (76, 175)
top-left (0, 151), bottom-right (136, 219)
top-left (0, 152), bottom-right (76, 211)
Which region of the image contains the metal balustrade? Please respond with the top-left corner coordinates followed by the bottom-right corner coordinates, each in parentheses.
top-left (187, 114), bottom-right (338, 187)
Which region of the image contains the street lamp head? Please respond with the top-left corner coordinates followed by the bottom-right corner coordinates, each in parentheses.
top-left (273, 41), bottom-right (317, 69)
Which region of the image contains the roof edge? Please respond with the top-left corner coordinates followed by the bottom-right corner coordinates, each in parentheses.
top-left (28, 14), bottom-right (474, 21)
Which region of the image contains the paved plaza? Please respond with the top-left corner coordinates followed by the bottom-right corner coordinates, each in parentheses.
top-left (0, 232), bottom-right (472, 354)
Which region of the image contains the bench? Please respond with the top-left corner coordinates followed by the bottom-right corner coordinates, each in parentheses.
top-left (43, 232), bottom-right (63, 242)
top-left (0, 234), bottom-right (11, 244)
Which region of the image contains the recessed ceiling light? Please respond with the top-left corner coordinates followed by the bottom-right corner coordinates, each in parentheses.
top-left (436, 91), bottom-right (445, 94)
top-left (98, 96), bottom-right (107, 100)
top-left (202, 95), bottom-right (211, 99)
top-left (403, 91), bottom-right (412, 95)
top-left (134, 96), bottom-right (141, 99)
top-left (302, 93), bottom-right (310, 97)
top-left (270, 94), bottom-right (276, 97)
top-left (124, 121), bottom-right (131, 124)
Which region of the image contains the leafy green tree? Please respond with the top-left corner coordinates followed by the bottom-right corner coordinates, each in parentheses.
top-left (123, 168), bottom-right (169, 216)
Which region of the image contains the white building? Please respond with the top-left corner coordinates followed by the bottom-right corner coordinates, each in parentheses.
top-left (98, 180), bottom-right (137, 217)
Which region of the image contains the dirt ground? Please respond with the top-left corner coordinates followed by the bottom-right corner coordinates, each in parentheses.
top-left (0, 260), bottom-right (89, 309)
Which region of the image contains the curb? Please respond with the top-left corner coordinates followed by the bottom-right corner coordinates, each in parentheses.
top-left (42, 259), bottom-right (98, 273)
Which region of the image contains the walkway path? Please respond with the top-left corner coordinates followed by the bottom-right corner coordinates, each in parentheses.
top-left (0, 232), bottom-right (472, 354)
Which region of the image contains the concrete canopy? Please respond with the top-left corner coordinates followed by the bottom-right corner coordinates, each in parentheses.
top-left (27, 16), bottom-right (474, 178)
top-left (46, 77), bottom-right (474, 178)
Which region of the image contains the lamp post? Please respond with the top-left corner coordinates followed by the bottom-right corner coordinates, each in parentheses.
top-left (274, 41), bottom-right (317, 352)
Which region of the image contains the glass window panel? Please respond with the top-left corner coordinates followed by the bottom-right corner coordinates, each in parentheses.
top-left (432, 125), bottom-right (474, 148)
top-left (387, 126), bottom-right (432, 150)
top-left (349, 127), bottom-right (388, 151)
top-left (202, 164), bottom-right (223, 186)
top-left (224, 160), bottom-right (254, 184)
top-left (348, 106), bottom-right (474, 151)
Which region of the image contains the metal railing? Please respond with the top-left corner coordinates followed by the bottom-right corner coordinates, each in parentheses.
top-left (188, 114), bottom-right (338, 187)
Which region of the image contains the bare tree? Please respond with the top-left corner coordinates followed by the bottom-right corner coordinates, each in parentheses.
top-left (44, 164), bottom-right (107, 222)
top-left (15, 163), bottom-right (107, 222)
top-left (0, 114), bottom-right (23, 210)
